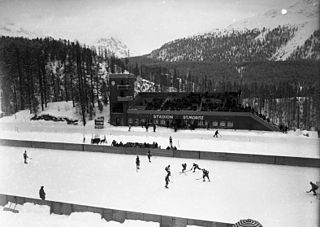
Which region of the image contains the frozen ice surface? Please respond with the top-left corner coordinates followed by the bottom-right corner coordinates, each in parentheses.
top-left (0, 146), bottom-right (319, 227)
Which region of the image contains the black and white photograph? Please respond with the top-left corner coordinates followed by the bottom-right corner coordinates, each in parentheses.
top-left (0, 0), bottom-right (319, 226)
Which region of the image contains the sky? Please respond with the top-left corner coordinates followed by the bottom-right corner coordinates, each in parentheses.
top-left (0, 0), bottom-right (297, 55)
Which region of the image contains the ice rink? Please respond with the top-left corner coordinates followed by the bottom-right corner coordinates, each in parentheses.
top-left (0, 145), bottom-right (319, 227)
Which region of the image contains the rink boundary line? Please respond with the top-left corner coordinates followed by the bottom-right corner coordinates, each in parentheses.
top-left (0, 138), bottom-right (319, 168)
top-left (0, 193), bottom-right (233, 227)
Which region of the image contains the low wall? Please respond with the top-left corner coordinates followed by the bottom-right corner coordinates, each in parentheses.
top-left (0, 193), bottom-right (232, 227)
top-left (0, 139), bottom-right (319, 168)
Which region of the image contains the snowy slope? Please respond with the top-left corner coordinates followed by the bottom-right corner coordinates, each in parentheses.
top-left (227, 0), bottom-right (319, 60)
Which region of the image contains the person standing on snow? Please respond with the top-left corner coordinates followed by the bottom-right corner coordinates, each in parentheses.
top-left (136, 156), bottom-right (140, 171)
top-left (39, 186), bottom-right (46, 200)
top-left (307, 181), bottom-right (319, 195)
top-left (213, 130), bottom-right (221, 138)
top-left (147, 149), bottom-right (152, 162)
top-left (23, 150), bottom-right (29, 164)
top-left (165, 174), bottom-right (171, 189)
top-left (181, 163), bottom-right (187, 173)
top-left (202, 169), bottom-right (211, 182)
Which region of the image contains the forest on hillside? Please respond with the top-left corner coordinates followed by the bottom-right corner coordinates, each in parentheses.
top-left (0, 36), bottom-right (127, 125)
top-left (0, 36), bottom-right (319, 130)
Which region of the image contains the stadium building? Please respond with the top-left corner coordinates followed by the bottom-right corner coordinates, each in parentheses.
top-left (109, 73), bottom-right (279, 131)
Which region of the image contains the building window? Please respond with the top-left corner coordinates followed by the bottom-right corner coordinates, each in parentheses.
top-left (220, 121), bottom-right (226, 127)
top-left (160, 120), bottom-right (166, 125)
top-left (227, 121), bottom-right (233, 127)
top-left (212, 121), bottom-right (218, 127)
top-left (128, 118), bottom-right (133, 124)
top-left (134, 118), bottom-right (139, 126)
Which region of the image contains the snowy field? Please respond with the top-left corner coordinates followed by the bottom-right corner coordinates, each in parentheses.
top-left (0, 102), bottom-right (319, 226)
top-left (0, 103), bottom-right (319, 159)
top-left (0, 203), bottom-right (158, 227)
top-left (0, 146), bottom-right (319, 227)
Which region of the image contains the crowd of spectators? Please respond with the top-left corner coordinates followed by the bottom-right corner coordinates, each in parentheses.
top-left (111, 140), bottom-right (159, 149)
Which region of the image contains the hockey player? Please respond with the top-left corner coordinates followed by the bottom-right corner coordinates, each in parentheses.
top-left (202, 169), bottom-right (210, 182)
top-left (147, 149), bottom-right (152, 162)
top-left (181, 163), bottom-right (187, 173)
top-left (39, 186), bottom-right (46, 200)
top-left (23, 150), bottom-right (29, 164)
top-left (165, 174), bottom-right (170, 189)
top-left (191, 163), bottom-right (201, 172)
top-left (136, 156), bottom-right (140, 170)
top-left (169, 136), bottom-right (173, 148)
top-left (307, 181), bottom-right (319, 195)
top-left (213, 130), bottom-right (221, 138)
top-left (165, 165), bottom-right (171, 176)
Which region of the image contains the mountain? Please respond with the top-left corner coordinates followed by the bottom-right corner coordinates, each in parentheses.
top-left (147, 0), bottom-right (319, 62)
top-left (93, 37), bottom-right (131, 58)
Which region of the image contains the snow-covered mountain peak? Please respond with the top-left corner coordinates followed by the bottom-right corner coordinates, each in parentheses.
top-left (228, 0), bottom-right (319, 30)
top-left (94, 37), bottom-right (130, 58)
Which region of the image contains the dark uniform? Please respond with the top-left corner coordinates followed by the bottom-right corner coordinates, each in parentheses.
top-left (202, 169), bottom-right (210, 182)
top-left (213, 130), bottom-right (220, 138)
top-left (182, 163), bottom-right (187, 173)
top-left (308, 182), bottom-right (319, 195)
top-left (136, 156), bottom-right (140, 170)
top-left (191, 163), bottom-right (201, 172)
top-left (147, 150), bottom-right (152, 162)
top-left (23, 151), bottom-right (28, 164)
top-left (39, 186), bottom-right (46, 200)
top-left (169, 136), bottom-right (173, 148)
top-left (165, 174), bottom-right (170, 188)
top-left (165, 165), bottom-right (171, 176)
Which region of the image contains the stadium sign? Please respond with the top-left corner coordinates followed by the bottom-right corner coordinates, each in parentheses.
top-left (183, 115), bottom-right (204, 120)
top-left (153, 114), bottom-right (174, 119)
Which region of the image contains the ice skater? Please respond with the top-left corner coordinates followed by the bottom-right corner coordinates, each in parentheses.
top-left (39, 186), bottom-right (46, 200)
top-left (213, 130), bottom-right (221, 138)
top-left (136, 155), bottom-right (140, 171)
top-left (23, 150), bottom-right (29, 164)
top-left (202, 169), bottom-right (211, 182)
top-left (181, 163), bottom-right (187, 173)
top-left (306, 181), bottom-right (319, 195)
top-left (191, 163), bottom-right (201, 172)
top-left (165, 174), bottom-right (171, 189)
top-left (147, 149), bottom-right (152, 162)
top-left (165, 165), bottom-right (171, 176)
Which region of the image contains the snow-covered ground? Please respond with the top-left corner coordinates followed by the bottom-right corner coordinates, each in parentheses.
top-left (0, 102), bottom-right (318, 159)
top-left (0, 146), bottom-right (319, 227)
top-left (0, 101), bottom-right (319, 226)
top-left (0, 203), bottom-right (158, 227)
